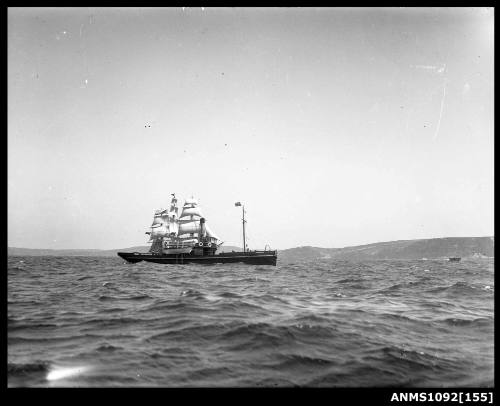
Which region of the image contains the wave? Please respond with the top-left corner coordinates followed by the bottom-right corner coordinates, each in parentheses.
top-left (186, 366), bottom-right (233, 381)
top-left (8, 316), bottom-right (21, 324)
top-left (255, 266), bottom-right (273, 272)
top-left (249, 293), bottom-right (291, 305)
top-left (440, 317), bottom-right (493, 327)
top-left (98, 294), bottom-right (152, 301)
top-left (97, 307), bottom-right (127, 314)
top-left (377, 278), bottom-right (434, 293)
top-left (98, 295), bottom-right (115, 301)
top-left (288, 313), bottom-right (331, 324)
top-left (179, 289), bottom-right (204, 298)
top-left (8, 322), bottom-right (59, 332)
top-left (8, 361), bottom-right (50, 375)
top-left (218, 291), bottom-right (243, 299)
top-left (216, 299), bottom-right (269, 313)
top-left (9, 266), bottom-right (27, 271)
top-left (74, 374), bottom-right (139, 385)
top-left (147, 322), bottom-right (227, 342)
top-left (141, 300), bottom-right (208, 313)
top-left (177, 289), bottom-right (230, 303)
top-left (127, 294), bottom-right (152, 301)
top-left (375, 345), bottom-right (464, 375)
top-left (336, 277), bottom-right (364, 283)
top-left (148, 319), bottom-right (325, 348)
top-left (8, 333), bottom-right (104, 344)
top-left (276, 353), bottom-right (335, 368)
top-left (426, 281), bottom-right (481, 294)
top-left (96, 344), bottom-right (123, 352)
top-left (77, 317), bottom-right (147, 329)
top-left (219, 321), bottom-right (336, 352)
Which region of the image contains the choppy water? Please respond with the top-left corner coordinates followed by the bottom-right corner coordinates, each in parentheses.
top-left (8, 256), bottom-right (494, 387)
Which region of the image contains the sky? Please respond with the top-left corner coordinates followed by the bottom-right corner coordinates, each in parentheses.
top-left (8, 7), bottom-right (494, 250)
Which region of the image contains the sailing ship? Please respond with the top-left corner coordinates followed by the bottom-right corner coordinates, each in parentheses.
top-left (117, 194), bottom-right (277, 265)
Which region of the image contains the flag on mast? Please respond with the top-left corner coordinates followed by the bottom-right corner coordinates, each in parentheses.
top-left (235, 202), bottom-right (241, 207)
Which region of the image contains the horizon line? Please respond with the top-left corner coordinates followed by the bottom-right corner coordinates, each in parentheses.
top-left (8, 235), bottom-right (494, 252)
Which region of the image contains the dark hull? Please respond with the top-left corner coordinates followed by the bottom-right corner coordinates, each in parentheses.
top-left (117, 251), bottom-right (277, 266)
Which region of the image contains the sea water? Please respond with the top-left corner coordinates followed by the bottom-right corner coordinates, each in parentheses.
top-left (8, 256), bottom-right (494, 387)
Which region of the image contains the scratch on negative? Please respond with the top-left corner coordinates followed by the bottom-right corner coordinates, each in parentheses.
top-left (433, 80), bottom-right (446, 140)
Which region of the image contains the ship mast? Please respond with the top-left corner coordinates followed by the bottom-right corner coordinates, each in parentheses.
top-left (242, 205), bottom-right (247, 253)
top-left (235, 202), bottom-right (246, 252)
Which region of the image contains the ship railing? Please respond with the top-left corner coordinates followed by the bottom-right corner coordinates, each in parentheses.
top-left (163, 241), bottom-right (196, 249)
top-left (223, 250), bottom-right (277, 256)
top-left (163, 241), bottom-right (216, 249)
top-left (251, 250), bottom-right (277, 255)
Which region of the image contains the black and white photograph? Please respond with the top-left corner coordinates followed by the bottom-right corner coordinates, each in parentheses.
top-left (7, 7), bottom-right (494, 390)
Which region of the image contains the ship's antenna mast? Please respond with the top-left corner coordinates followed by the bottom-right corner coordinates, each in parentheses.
top-left (235, 201), bottom-right (246, 252)
top-left (242, 205), bottom-right (246, 253)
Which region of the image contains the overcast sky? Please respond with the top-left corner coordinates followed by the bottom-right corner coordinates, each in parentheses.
top-left (8, 7), bottom-right (494, 250)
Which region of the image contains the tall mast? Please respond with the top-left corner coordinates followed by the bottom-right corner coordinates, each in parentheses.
top-left (242, 205), bottom-right (246, 253)
top-left (235, 201), bottom-right (246, 252)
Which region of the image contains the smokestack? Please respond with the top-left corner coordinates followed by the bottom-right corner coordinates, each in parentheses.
top-left (199, 218), bottom-right (207, 240)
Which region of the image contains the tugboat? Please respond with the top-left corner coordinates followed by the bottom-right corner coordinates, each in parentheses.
top-left (117, 194), bottom-right (277, 266)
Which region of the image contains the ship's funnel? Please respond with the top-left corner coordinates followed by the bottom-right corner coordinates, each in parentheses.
top-left (199, 218), bottom-right (207, 239)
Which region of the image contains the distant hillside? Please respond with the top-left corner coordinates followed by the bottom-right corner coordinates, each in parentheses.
top-left (8, 237), bottom-right (493, 260)
top-left (279, 237), bottom-right (494, 262)
top-left (8, 245), bottom-right (242, 257)
top-left (7, 246), bottom-right (150, 257)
